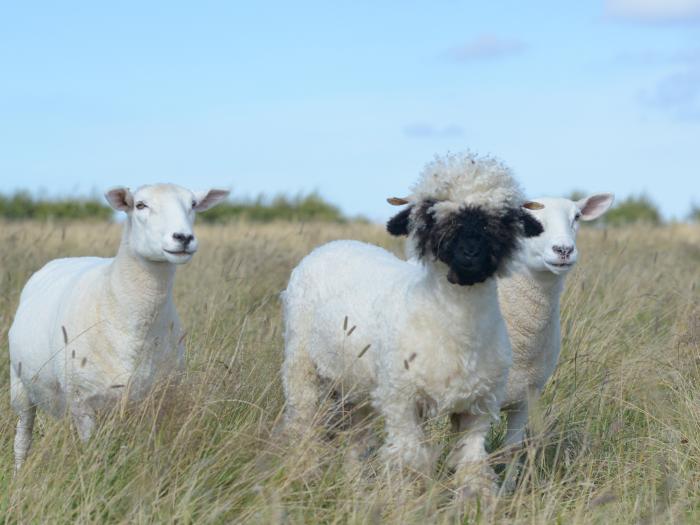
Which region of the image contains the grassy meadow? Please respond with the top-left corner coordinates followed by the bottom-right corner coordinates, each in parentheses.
top-left (0, 220), bottom-right (698, 523)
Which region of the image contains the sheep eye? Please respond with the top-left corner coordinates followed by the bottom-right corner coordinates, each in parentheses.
top-left (574, 212), bottom-right (582, 221)
top-left (191, 200), bottom-right (197, 208)
top-left (135, 202), bottom-right (147, 210)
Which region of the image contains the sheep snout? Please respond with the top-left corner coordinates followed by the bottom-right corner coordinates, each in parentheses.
top-left (172, 232), bottom-right (195, 247)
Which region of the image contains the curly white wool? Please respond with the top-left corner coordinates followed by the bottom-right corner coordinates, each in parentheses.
top-left (281, 151), bottom-right (530, 496)
top-left (412, 151), bottom-right (524, 213)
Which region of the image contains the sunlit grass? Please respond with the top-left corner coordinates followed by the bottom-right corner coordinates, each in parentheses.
top-left (0, 220), bottom-right (698, 523)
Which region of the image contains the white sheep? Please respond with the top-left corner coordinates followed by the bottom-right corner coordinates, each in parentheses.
top-left (498, 193), bottom-right (614, 455)
top-left (8, 183), bottom-right (229, 471)
top-left (281, 152), bottom-right (543, 494)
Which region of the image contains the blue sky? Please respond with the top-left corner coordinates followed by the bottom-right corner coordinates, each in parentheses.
top-left (1, 0), bottom-right (698, 220)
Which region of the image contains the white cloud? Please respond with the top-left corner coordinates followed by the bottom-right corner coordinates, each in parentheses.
top-left (606, 0), bottom-right (700, 22)
top-left (444, 35), bottom-right (526, 62)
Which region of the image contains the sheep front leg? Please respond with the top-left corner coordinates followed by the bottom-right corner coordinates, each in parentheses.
top-left (378, 396), bottom-right (435, 477)
top-left (447, 412), bottom-right (497, 499)
top-left (13, 406), bottom-right (36, 473)
top-left (11, 370), bottom-right (36, 473)
top-left (281, 343), bottom-right (322, 437)
top-left (500, 397), bottom-right (534, 493)
top-left (71, 402), bottom-right (96, 442)
top-left (502, 400), bottom-right (529, 450)
top-left (342, 403), bottom-right (379, 471)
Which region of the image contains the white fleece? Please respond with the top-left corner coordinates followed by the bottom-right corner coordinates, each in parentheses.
top-left (496, 193), bottom-right (614, 451)
top-left (281, 151), bottom-right (527, 492)
top-left (8, 183), bottom-right (228, 471)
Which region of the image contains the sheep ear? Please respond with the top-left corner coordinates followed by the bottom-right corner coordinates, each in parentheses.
top-left (577, 193), bottom-right (614, 221)
top-left (387, 196), bottom-right (411, 206)
top-left (194, 189), bottom-right (230, 212)
top-left (387, 206), bottom-right (412, 236)
top-left (105, 187), bottom-right (133, 211)
top-left (523, 201), bottom-right (544, 210)
top-left (518, 209), bottom-right (544, 237)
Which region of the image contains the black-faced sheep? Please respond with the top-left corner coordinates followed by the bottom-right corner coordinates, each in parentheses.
top-left (281, 152), bottom-right (543, 495)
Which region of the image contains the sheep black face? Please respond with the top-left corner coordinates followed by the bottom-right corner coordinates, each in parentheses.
top-left (387, 201), bottom-right (544, 286)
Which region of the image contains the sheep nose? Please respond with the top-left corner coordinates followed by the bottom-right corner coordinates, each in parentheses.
top-left (173, 233), bottom-right (194, 247)
top-left (552, 244), bottom-right (574, 257)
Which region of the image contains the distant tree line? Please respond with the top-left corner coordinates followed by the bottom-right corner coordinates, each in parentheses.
top-left (689, 203), bottom-right (700, 224)
top-left (197, 193), bottom-right (348, 223)
top-left (0, 190), bottom-right (697, 225)
top-left (0, 191), bottom-right (351, 223)
top-left (0, 191), bottom-right (113, 221)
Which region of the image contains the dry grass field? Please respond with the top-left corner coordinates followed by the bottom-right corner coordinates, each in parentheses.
top-left (0, 220), bottom-right (698, 523)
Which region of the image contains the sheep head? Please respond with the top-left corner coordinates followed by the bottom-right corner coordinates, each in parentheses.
top-left (386, 151), bottom-right (544, 286)
top-left (105, 184), bottom-right (230, 264)
top-left (516, 193), bottom-right (614, 275)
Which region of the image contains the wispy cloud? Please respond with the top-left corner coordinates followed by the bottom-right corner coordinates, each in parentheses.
top-left (611, 45), bottom-right (700, 119)
top-left (606, 0), bottom-right (700, 23)
top-left (644, 68), bottom-right (700, 119)
top-left (444, 34), bottom-right (526, 63)
top-left (403, 123), bottom-right (464, 139)
top-left (613, 47), bottom-right (700, 67)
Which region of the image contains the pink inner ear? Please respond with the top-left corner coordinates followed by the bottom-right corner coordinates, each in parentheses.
top-left (105, 188), bottom-right (133, 211)
top-left (580, 193), bottom-right (614, 220)
top-left (194, 189), bottom-right (230, 211)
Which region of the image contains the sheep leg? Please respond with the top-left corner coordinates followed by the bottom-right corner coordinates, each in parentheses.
top-left (13, 407), bottom-right (36, 473)
top-left (343, 403), bottom-right (379, 468)
top-left (500, 399), bottom-right (533, 493)
top-left (378, 397), bottom-right (435, 476)
top-left (11, 368), bottom-right (36, 472)
top-left (502, 400), bottom-right (529, 450)
top-left (282, 343), bottom-right (321, 435)
top-left (447, 412), bottom-right (497, 498)
top-left (71, 402), bottom-right (96, 442)
top-left (350, 403), bottom-right (379, 454)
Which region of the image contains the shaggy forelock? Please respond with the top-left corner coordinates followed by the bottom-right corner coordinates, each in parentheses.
top-left (411, 151), bottom-right (524, 212)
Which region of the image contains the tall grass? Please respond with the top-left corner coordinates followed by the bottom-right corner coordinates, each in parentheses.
top-left (0, 221), bottom-right (698, 523)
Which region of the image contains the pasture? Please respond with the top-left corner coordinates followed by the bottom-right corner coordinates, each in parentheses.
top-left (0, 220), bottom-right (698, 523)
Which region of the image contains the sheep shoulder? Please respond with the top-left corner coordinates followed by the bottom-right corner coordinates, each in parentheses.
top-left (283, 240), bottom-right (416, 391)
top-left (10, 255), bottom-right (182, 416)
top-left (10, 256), bottom-right (111, 358)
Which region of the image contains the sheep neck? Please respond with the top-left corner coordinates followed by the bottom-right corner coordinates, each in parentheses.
top-left (499, 266), bottom-right (565, 358)
top-left (421, 261), bottom-right (500, 321)
top-left (107, 225), bottom-right (176, 337)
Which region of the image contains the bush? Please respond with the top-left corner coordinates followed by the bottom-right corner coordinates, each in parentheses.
top-left (602, 194), bottom-right (662, 226)
top-left (198, 192), bottom-right (346, 223)
top-left (567, 190), bottom-right (587, 202)
top-left (688, 203), bottom-right (700, 223)
top-left (0, 192), bottom-right (113, 221)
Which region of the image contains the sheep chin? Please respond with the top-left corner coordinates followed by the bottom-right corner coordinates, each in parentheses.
top-left (447, 268), bottom-right (460, 284)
